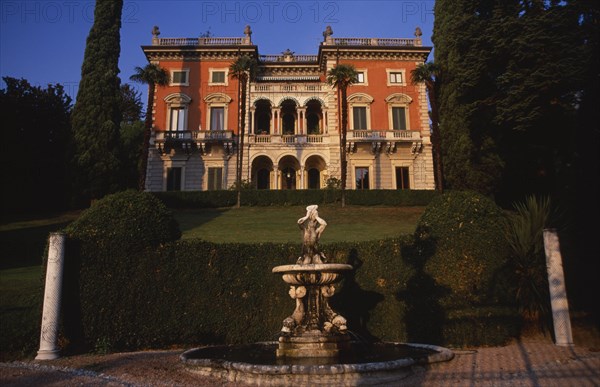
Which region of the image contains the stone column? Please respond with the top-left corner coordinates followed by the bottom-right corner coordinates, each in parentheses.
top-left (300, 167), bottom-right (305, 189)
top-left (36, 232), bottom-right (66, 360)
top-left (543, 229), bottom-right (573, 346)
top-left (273, 108), bottom-right (280, 134)
top-left (273, 166), bottom-right (279, 189)
top-left (298, 108), bottom-right (306, 135)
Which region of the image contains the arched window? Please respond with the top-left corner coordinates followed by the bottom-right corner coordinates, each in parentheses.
top-left (164, 93), bottom-right (192, 132)
top-left (204, 93), bottom-right (232, 131)
top-left (385, 93), bottom-right (412, 130)
top-left (347, 93), bottom-right (374, 130)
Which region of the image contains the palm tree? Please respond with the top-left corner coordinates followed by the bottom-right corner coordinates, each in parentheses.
top-left (130, 63), bottom-right (169, 191)
top-left (230, 55), bottom-right (258, 207)
top-left (327, 64), bottom-right (358, 207)
top-left (411, 62), bottom-right (443, 192)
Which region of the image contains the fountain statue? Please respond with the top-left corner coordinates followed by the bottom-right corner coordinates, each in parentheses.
top-left (181, 206), bottom-right (454, 385)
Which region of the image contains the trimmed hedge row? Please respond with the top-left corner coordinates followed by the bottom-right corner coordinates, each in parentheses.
top-left (153, 189), bottom-right (439, 208)
top-left (58, 190), bottom-right (518, 354)
top-left (60, 240), bottom-right (518, 352)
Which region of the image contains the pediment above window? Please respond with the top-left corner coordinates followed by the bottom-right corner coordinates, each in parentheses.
top-left (164, 93), bottom-right (192, 105)
top-left (347, 93), bottom-right (374, 104)
top-left (204, 93), bottom-right (232, 104)
top-left (385, 93), bottom-right (412, 104)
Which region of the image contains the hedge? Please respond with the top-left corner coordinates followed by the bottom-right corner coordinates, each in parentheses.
top-left (57, 189), bottom-right (518, 354)
top-left (153, 189), bottom-right (439, 208)
top-left (59, 238), bottom-right (518, 352)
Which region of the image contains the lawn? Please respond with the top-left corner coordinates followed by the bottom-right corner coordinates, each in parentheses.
top-left (0, 205), bottom-right (425, 360)
top-left (175, 205), bottom-right (425, 243)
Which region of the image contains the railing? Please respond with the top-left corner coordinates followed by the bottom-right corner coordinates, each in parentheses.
top-left (250, 84), bottom-right (324, 93)
top-left (348, 130), bottom-right (420, 141)
top-left (329, 37), bottom-right (420, 47)
top-left (259, 54), bottom-right (318, 62)
top-left (154, 37), bottom-right (245, 46)
top-left (156, 130), bottom-right (233, 141)
top-left (249, 134), bottom-right (327, 144)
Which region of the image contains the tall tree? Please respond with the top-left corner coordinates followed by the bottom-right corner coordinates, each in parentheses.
top-left (433, 0), bottom-right (507, 196)
top-left (129, 64), bottom-right (169, 191)
top-left (1, 77), bottom-right (72, 213)
top-left (71, 0), bottom-right (123, 201)
top-left (229, 55), bottom-right (257, 207)
top-left (327, 64), bottom-right (358, 207)
top-left (411, 62), bottom-right (443, 192)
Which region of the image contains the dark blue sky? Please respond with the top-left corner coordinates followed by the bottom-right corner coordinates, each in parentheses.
top-left (1, 1), bottom-right (434, 101)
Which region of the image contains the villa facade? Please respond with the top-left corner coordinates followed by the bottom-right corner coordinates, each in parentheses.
top-left (141, 26), bottom-right (434, 191)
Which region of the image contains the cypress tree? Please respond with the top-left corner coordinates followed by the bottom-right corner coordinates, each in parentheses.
top-left (71, 0), bottom-right (123, 200)
top-left (433, 0), bottom-right (506, 196)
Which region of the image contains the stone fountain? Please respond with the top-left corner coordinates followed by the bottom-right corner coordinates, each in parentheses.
top-left (181, 205), bottom-right (454, 386)
top-left (273, 205), bottom-right (353, 359)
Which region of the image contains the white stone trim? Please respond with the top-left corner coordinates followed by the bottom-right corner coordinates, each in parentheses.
top-left (208, 68), bottom-right (229, 86)
top-left (385, 93), bottom-right (413, 131)
top-left (386, 68), bottom-right (407, 86)
top-left (169, 68), bottom-right (189, 86)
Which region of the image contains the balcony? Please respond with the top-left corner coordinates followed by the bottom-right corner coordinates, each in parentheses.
top-left (248, 134), bottom-right (327, 144)
top-left (347, 130), bottom-right (422, 154)
top-left (154, 130), bottom-right (235, 155)
top-left (348, 130), bottom-right (421, 141)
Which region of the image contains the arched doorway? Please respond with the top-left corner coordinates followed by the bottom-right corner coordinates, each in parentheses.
top-left (251, 156), bottom-right (274, 190)
top-left (254, 99), bottom-right (272, 134)
top-left (280, 99), bottom-right (297, 135)
top-left (308, 168), bottom-right (320, 189)
top-left (257, 169), bottom-right (270, 189)
top-left (304, 155), bottom-right (327, 189)
top-left (278, 155), bottom-right (300, 190)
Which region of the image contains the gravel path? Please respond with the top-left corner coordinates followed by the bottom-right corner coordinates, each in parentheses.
top-left (2, 333), bottom-right (599, 386)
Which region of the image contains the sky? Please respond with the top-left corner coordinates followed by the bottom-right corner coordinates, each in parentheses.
top-left (0, 0), bottom-right (435, 103)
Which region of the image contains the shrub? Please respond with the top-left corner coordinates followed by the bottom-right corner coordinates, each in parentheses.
top-left (414, 190), bottom-right (513, 308)
top-left (65, 190), bottom-right (181, 253)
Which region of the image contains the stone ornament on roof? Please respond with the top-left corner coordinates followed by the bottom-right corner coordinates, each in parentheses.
top-left (414, 26), bottom-right (422, 37)
top-left (323, 25), bottom-right (333, 43)
top-left (243, 25), bottom-right (253, 44)
top-left (152, 25), bottom-right (160, 45)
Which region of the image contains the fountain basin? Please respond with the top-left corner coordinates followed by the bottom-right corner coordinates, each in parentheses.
top-left (272, 264), bottom-right (353, 285)
top-left (181, 341), bottom-right (454, 386)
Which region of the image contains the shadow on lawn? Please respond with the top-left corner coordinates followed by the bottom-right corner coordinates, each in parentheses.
top-left (0, 221), bottom-right (73, 270)
top-left (172, 208), bottom-right (228, 236)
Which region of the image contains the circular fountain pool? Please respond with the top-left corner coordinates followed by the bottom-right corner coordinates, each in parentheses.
top-left (180, 341), bottom-right (454, 386)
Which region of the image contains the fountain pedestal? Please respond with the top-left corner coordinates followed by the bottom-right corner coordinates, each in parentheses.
top-left (272, 263), bottom-right (353, 359)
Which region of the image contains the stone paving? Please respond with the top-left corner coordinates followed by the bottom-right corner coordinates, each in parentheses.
top-left (1, 332), bottom-right (599, 386)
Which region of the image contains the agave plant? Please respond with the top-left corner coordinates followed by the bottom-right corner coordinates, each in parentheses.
top-left (506, 196), bottom-right (553, 332)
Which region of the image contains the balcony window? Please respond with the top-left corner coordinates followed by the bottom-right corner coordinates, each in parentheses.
top-left (169, 107), bottom-right (186, 131)
top-left (207, 167), bottom-right (223, 190)
top-left (164, 93), bottom-right (192, 132)
top-left (210, 107), bottom-right (224, 131)
top-left (396, 167), bottom-right (410, 189)
top-left (392, 107), bottom-right (407, 130)
top-left (352, 107), bottom-right (368, 130)
top-left (170, 70), bottom-right (189, 86)
top-left (355, 167), bottom-right (370, 190)
top-left (166, 167), bottom-right (182, 191)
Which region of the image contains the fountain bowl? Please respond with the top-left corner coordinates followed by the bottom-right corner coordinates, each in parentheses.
top-left (272, 263), bottom-right (353, 285)
top-left (181, 341), bottom-right (454, 386)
